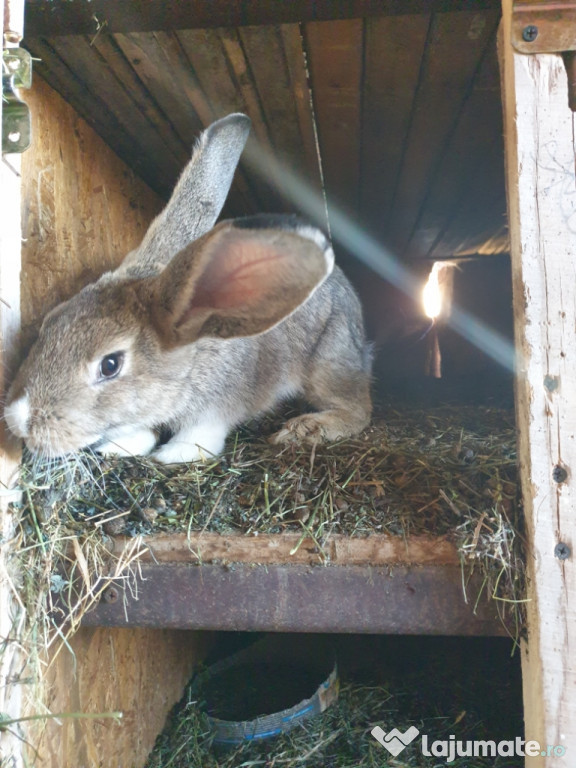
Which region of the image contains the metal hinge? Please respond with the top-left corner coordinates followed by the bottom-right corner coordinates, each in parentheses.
top-left (2, 46), bottom-right (33, 153)
top-left (512, 1), bottom-right (576, 110)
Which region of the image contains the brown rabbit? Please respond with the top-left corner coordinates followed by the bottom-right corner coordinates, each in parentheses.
top-left (5, 115), bottom-right (372, 463)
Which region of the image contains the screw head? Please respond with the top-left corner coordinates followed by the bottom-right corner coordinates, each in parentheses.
top-left (102, 586), bottom-right (119, 604)
top-left (553, 465), bottom-right (568, 483)
top-left (522, 25), bottom-right (539, 43)
top-left (555, 542), bottom-right (571, 560)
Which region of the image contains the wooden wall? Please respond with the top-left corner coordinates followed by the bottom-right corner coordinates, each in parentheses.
top-left (37, 628), bottom-right (210, 768)
top-left (20, 76), bottom-right (206, 768)
top-left (20, 75), bottom-right (163, 339)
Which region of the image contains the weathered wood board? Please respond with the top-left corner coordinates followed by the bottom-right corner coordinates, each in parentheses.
top-left (500, 0), bottom-right (576, 762)
top-left (109, 532), bottom-right (462, 566)
top-left (1, 3), bottom-right (27, 766)
top-left (24, 10), bottom-right (510, 262)
top-left (37, 628), bottom-right (210, 768)
top-left (77, 533), bottom-right (509, 636)
top-left (20, 75), bottom-right (162, 340)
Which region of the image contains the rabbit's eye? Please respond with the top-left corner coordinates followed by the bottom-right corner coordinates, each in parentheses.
top-left (99, 352), bottom-right (124, 380)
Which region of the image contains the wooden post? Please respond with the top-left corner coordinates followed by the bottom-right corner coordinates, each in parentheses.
top-left (500, 0), bottom-right (576, 763)
top-left (1, 2), bottom-right (25, 765)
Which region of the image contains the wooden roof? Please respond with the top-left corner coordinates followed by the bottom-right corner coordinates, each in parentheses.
top-left (23, 0), bottom-right (508, 263)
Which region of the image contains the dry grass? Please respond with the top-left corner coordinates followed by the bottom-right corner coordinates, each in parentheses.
top-left (4, 456), bottom-right (146, 752)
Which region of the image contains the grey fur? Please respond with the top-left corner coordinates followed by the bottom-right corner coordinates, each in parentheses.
top-left (5, 116), bottom-right (372, 464)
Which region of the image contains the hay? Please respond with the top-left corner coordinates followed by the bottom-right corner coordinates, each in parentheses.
top-left (5, 456), bottom-right (147, 746)
top-left (14, 455), bottom-right (147, 644)
top-left (12, 403), bottom-right (525, 643)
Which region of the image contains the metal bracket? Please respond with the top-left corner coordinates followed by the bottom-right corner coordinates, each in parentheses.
top-left (512, 1), bottom-right (576, 53)
top-left (2, 47), bottom-right (33, 153)
top-left (512, 1), bottom-right (576, 110)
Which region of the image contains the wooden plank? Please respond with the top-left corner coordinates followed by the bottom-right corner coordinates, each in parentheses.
top-left (0, 1), bottom-right (25, 762)
top-left (238, 25), bottom-right (300, 153)
top-left (406, 22), bottom-right (503, 258)
top-left (47, 36), bottom-right (184, 190)
top-left (38, 628), bottom-right (208, 768)
top-left (24, 0), bottom-right (502, 37)
top-left (237, 22), bottom-right (325, 205)
top-left (305, 19), bottom-right (364, 219)
top-left (360, 13), bottom-right (431, 231)
top-left (500, 0), bottom-right (576, 761)
top-left (24, 38), bottom-right (174, 197)
top-left (239, 24), bottom-right (320, 196)
top-left (89, 32), bottom-right (189, 159)
top-left (20, 77), bottom-right (162, 336)
top-left (112, 31), bottom-right (253, 216)
top-left (113, 31), bottom-right (253, 217)
top-left (175, 28), bottom-right (245, 117)
top-left (83, 562), bottom-right (508, 635)
top-left (386, 10), bottom-right (500, 257)
top-left (216, 27), bottom-right (288, 213)
top-left (109, 532), bottom-right (461, 566)
top-left (216, 27), bottom-right (275, 154)
top-left (279, 24), bottom-right (325, 204)
top-left (176, 26), bottom-right (278, 211)
top-left (114, 31), bottom-right (209, 140)
top-left (172, 27), bottom-right (260, 216)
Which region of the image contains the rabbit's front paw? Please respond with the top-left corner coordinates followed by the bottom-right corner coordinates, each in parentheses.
top-left (97, 427), bottom-right (158, 457)
top-left (153, 441), bottom-right (203, 464)
top-left (152, 420), bottom-right (229, 464)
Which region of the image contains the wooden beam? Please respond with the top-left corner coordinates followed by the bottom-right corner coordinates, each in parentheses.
top-left (83, 563), bottom-right (508, 635)
top-left (305, 19), bottom-right (363, 219)
top-left (108, 532), bottom-right (462, 566)
top-left (24, 0), bottom-right (502, 38)
top-left (385, 10), bottom-right (500, 258)
top-left (81, 534), bottom-right (509, 635)
top-left (1, 1), bottom-right (26, 763)
top-left (360, 13), bottom-right (431, 231)
top-left (500, 0), bottom-right (576, 762)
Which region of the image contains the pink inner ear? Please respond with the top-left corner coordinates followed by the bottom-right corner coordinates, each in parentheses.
top-left (191, 240), bottom-right (286, 311)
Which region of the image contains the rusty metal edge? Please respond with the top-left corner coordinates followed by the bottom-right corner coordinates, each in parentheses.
top-left (81, 563), bottom-right (512, 636)
top-left (512, 2), bottom-right (576, 53)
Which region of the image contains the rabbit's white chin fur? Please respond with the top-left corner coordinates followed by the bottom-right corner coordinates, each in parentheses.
top-left (152, 419), bottom-right (229, 464)
top-left (97, 427), bottom-right (158, 458)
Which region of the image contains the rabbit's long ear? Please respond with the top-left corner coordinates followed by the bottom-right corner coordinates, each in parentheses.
top-left (139, 219), bottom-right (334, 347)
top-left (120, 114), bottom-right (251, 277)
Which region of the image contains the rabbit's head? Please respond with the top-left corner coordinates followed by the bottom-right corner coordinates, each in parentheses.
top-left (6, 215), bottom-right (333, 457)
top-left (5, 113), bottom-right (250, 455)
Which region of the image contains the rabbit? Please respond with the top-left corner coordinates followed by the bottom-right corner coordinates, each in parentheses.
top-left (5, 114), bottom-right (372, 464)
